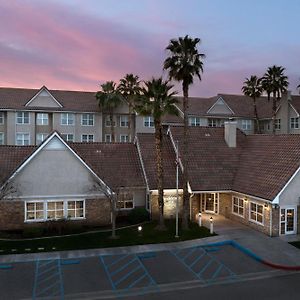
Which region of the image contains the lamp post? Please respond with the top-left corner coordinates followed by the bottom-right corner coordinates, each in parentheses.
top-left (210, 217), bottom-right (214, 234)
top-left (198, 212), bottom-right (202, 227)
top-left (175, 140), bottom-right (179, 238)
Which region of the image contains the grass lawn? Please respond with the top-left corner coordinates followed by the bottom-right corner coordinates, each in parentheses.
top-left (0, 221), bottom-right (214, 255)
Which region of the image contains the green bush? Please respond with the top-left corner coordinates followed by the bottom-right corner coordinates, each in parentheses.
top-left (127, 208), bottom-right (149, 224)
top-left (23, 227), bottom-right (44, 238)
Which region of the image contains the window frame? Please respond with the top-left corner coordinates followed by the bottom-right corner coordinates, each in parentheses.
top-left (36, 113), bottom-right (49, 126)
top-left (67, 200), bottom-right (85, 219)
top-left (81, 113), bottom-right (94, 126)
top-left (249, 201), bottom-right (264, 225)
top-left (0, 132), bottom-right (4, 145)
top-left (105, 134), bottom-right (112, 142)
top-left (232, 196), bottom-right (245, 218)
top-left (143, 116), bottom-right (154, 128)
top-left (242, 119), bottom-right (252, 131)
top-left (61, 133), bottom-right (74, 142)
top-left (117, 193), bottom-right (134, 210)
top-left (81, 134), bottom-right (94, 142)
top-left (120, 134), bottom-right (129, 143)
top-left (16, 111), bottom-right (30, 125)
top-left (290, 117), bottom-right (299, 129)
top-left (25, 201), bottom-right (45, 222)
top-left (189, 117), bottom-right (201, 127)
top-left (274, 119), bottom-right (281, 131)
top-left (16, 132), bottom-right (30, 145)
top-left (105, 116), bottom-right (116, 127)
top-left (120, 115), bottom-right (129, 128)
top-left (36, 133), bottom-right (48, 145)
top-left (0, 112), bottom-right (4, 124)
top-left (61, 113), bottom-right (75, 126)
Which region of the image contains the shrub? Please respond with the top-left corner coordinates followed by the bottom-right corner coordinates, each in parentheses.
top-left (23, 227), bottom-right (44, 238)
top-left (127, 208), bottom-right (149, 225)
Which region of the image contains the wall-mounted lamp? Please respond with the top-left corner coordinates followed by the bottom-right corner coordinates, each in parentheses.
top-left (264, 203), bottom-right (268, 208)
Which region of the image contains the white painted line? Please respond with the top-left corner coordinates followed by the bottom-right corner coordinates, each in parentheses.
top-left (38, 247), bottom-right (45, 251)
top-left (25, 248), bottom-right (31, 251)
top-left (11, 249), bottom-right (17, 252)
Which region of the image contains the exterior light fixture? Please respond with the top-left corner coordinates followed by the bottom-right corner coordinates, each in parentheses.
top-left (264, 203), bottom-right (268, 208)
top-left (138, 225), bottom-right (142, 232)
top-left (198, 212), bottom-right (202, 227)
top-left (244, 197), bottom-right (248, 202)
top-left (210, 217), bottom-right (214, 234)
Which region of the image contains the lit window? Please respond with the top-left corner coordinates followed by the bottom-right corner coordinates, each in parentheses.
top-left (61, 113), bottom-right (75, 125)
top-left (36, 133), bottom-right (48, 145)
top-left (61, 134), bottom-right (74, 142)
top-left (208, 118), bottom-right (224, 127)
top-left (120, 134), bottom-right (129, 142)
top-left (117, 193), bottom-right (134, 209)
top-left (16, 133), bottom-right (30, 145)
top-left (274, 119), bottom-right (281, 130)
top-left (105, 134), bottom-right (112, 142)
top-left (67, 200), bottom-right (84, 219)
top-left (81, 113), bottom-right (94, 126)
top-left (105, 116), bottom-right (116, 127)
top-left (0, 112), bottom-right (4, 124)
top-left (249, 202), bottom-right (264, 224)
top-left (232, 197), bottom-right (244, 217)
top-left (81, 134), bottom-right (94, 142)
top-left (26, 202), bottom-right (44, 221)
top-left (47, 201), bottom-right (64, 220)
top-left (16, 112), bottom-right (30, 124)
top-left (120, 115), bottom-right (129, 127)
top-left (290, 117), bottom-right (299, 129)
top-left (144, 116), bottom-right (154, 128)
top-left (36, 113), bottom-right (49, 125)
top-left (0, 133), bottom-right (4, 145)
top-left (242, 120), bottom-right (251, 131)
top-left (189, 117), bottom-right (201, 126)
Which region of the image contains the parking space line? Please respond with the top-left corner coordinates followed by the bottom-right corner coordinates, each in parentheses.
top-left (110, 257), bottom-right (136, 276)
top-left (109, 254), bottom-right (130, 268)
top-left (99, 256), bottom-right (117, 290)
top-left (114, 265), bottom-right (141, 286)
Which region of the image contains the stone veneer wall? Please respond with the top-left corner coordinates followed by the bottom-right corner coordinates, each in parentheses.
top-left (0, 198), bottom-right (111, 231)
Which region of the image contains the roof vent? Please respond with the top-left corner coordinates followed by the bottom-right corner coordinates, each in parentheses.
top-left (96, 150), bottom-right (101, 153)
top-left (205, 133), bottom-right (210, 137)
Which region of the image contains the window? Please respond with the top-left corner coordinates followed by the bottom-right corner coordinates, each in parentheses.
top-left (36, 113), bottom-right (49, 125)
top-left (189, 117), bottom-right (201, 126)
top-left (81, 134), bottom-right (94, 142)
top-left (61, 134), bottom-right (74, 142)
top-left (16, 112), bottom-right (30, 124)
top-left (47, 201), bottom-right (64, 220)
top-left (249, 202), bottom-right (264, 224)
top-left (232, 197), bottom-right (244, 217)
top-left (242, 120), bottom-right (251, 131)
top-left (117, 193), bottom-right (134, 209)
top-left (144, 116), bottom-right (154, 128)
top-left (26, 202), bottom-right (44, 221)
top-left (81, 113), bottom-right (94, 126)
top-left (274, 119), bottom-right (281, 130)
top-left (36, 133), bottom-right (48, 145)
top-left (105, 134), bottom-right (112, 142)
top-left (16, 133), bottom-right (30, 145)
top-left (105, 116), bottom-right (116, 127)
top-left (0, 112), bottom-right (4, 124)
top-left (208, 118), bottom-right (224, 127)
top-left (290, 117), bottom-right (299, 129)
top-left (120, 115), bottom-right (129, 127)
top-left (67, 200), bottom-right (84, 218)
top-left (0, 133), bottom-right (4, 145)
top-left (120, 134), bottom-right (129, 143)
top-left (61, 113), bottom-right (75, 125)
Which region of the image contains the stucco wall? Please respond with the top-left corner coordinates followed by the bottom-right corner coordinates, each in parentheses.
top-left (279, 169), bottom-right (300, 207)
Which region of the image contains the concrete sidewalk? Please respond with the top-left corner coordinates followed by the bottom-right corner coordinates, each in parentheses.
top-left (1, 215), bottom-right (300, 267)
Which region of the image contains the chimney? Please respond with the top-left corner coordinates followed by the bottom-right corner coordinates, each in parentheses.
top-left (224, 121), bottom-right (237, 148)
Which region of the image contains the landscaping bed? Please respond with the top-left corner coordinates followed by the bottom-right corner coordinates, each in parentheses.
top-left (0, 221), bottom-right (214, 255)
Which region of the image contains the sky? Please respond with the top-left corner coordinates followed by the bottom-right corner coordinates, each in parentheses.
top-left (0, 0), bottom-right (299, 96)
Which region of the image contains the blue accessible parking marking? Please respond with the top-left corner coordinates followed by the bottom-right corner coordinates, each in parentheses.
top-left (100, 253), bottom-right (158, 295)
top-left (171, 246), bottom-right (236, 283)
top-left (32, 259), bottom-right (64, 300)
top-left (0, 264), bottom-right (13, 269)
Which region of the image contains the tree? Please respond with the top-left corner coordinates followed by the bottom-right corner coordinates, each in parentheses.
top-left (0, 180), bottom-right (18, 200)
top-left (261, 66), bottom-right (289, 134)
top-left (297, 83), bottom-right (300, 94)
top-left (136, 78), bottom-right (178, 229)
top-left (242, 75), bottom-right (263, 134)
top-left (96, 81), bottom-right (122, 142)
top-left (118, 74), bottom-right (142, 138)
top-left (163, 35), bottom-right (205, 229)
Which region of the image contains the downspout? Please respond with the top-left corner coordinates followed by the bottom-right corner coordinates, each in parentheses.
top-left (269, 204), bottom-right (272, 237)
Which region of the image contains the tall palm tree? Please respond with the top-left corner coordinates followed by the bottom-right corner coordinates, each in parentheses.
top-left (96, 81), bottom-right (122, 142)
top-left (163, 35), bottom-right (205, 229)
top-left (117, 74), bottom-right (142, 139)
top-left (261, 66), bottom-right (289, 134)
top-left (136, 78), bottom-right (178, 229)
top-left (242, 75), bottom-right (263, 134)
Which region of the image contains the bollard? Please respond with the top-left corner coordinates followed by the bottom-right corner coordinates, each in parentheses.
top-left (198, 212), bottom-right (202, 227)
top-left (210, 217), bottom-right (213, 234)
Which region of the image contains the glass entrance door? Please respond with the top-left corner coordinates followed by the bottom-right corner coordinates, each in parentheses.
top-left (280, 208), bottom-right (296, 235)
top-left (200, 193), bottom-right (219, 214)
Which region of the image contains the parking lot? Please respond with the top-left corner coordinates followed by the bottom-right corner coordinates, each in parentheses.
top-left (0, 242), bottom-right (282, 299)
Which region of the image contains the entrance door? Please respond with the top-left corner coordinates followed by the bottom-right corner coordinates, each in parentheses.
top-left (280, 208), bottom-right (296, 235)
top-left (201, 193), bottom-right (219, 214)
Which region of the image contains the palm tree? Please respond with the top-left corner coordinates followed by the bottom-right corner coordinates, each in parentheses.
top-left (136, 78), bottom-right (178, 229)
top-left (261, 66), bottom-right (289, 134)
top-left (242, 75), bottom-right (263, 134)
top-left (118, 74), bottom-right (142, 139)
top-left (163, 35), bottom-right (205, 229)
top-left (96, 81), bottom-right (122, 142)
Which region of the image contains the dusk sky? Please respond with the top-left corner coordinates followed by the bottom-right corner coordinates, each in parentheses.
top-left (1, 0), bottom-right (299, 96)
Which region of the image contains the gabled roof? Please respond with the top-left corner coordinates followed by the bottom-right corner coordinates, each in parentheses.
top-left (0, 87), bottom-right (99, 112)
top-left (136, 132), bottom-right (183, 190)
top-left (206, 96), bottom-right (235, 115)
